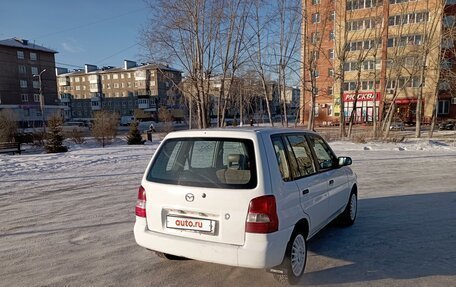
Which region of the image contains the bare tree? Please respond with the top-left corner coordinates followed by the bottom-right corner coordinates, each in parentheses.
top-left (245, 0), bottom-right (274, 126)
top-left (91, 111), bottom-right (119, 147)
top-left (272, 0), bottom-right (302, 127)
top-left (302, 1), bottom-right (334, 131)
top-left (143, 0), bottom-right (224, 128)
top-left (215, 0), bottom-right (251, 127)
top-left (431, 5), bottom-right (456, 137)
top-left (413, 0), bottom-right (444, 137)
top-left (0, 109), bottom-right (18, 142)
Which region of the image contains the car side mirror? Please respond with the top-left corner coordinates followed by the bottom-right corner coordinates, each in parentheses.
top-left (338, 156), bottom-right (352, 167)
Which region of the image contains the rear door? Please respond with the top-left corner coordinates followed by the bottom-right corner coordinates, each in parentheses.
top-left (307, 135), bottom-right (349, 217)
top-left (143, 137), bottom-right (258, 246)
top-left (282, 134), bottom-right (330, 231)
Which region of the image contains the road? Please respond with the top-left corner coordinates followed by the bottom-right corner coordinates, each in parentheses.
top-left (0, 142), bottom-right (455, 286)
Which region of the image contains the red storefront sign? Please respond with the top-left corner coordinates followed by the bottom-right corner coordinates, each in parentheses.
top-left (394, 99), bottom-right (419, 104)
top-left (343, 92), bottom-right (381, 102)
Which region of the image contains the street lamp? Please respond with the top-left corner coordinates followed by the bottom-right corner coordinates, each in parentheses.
top-left (33, 69), bottom-right (46, 133)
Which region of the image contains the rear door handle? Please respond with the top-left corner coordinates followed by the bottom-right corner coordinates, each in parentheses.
top-left (302, 189), bottom-right (309, 195)
top-left (329, 180), bottom-right (334, 185)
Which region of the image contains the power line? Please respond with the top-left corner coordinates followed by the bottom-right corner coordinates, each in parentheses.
top-left (32, 7), bottom-right (147, 40)
top-left (95, 43), bottom-right (139, 65)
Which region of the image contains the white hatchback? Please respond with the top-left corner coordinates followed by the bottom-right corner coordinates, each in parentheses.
top-left (134, 128), bottom-right (357, 284)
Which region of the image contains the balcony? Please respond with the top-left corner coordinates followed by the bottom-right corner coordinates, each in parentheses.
top-left (88, 74), bottom-right (100, 84)
top-left (91, 96), bottom-right (101, 110)
top-left (138, 98), bottom-right (149, 109)
top-left (134, 70), bottom-right (147, 81)
top-left (58, 77), bottom-right (70, 86)
top-left (89, 83), bottom-right (100, 93)
top-left (59, 93), bottom-right (72, 102)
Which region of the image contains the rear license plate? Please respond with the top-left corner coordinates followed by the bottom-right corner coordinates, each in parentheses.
top-left (166, 216), bottom-right (214, 233)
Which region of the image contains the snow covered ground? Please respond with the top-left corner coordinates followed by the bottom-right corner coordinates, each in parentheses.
top-left (0, 136), bottom-right (455, 286)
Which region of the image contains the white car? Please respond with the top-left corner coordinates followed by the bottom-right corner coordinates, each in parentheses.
top-left (134, 128), bottom-right (357, 284)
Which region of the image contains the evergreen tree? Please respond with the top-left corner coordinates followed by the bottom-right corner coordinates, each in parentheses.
top-left (127, 121), bottom-right (145, 145)
top-left (45, 115), bottom-right (68, 153)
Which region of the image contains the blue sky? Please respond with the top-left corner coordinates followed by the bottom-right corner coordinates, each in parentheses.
top-left (0, 0), bottom-right (150, 70)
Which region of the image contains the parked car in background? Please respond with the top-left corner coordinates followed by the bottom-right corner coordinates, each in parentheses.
top-left (389, 121), bottom-right (405, 131)
top-left (61, 121), bottom-right (89, 134)
top-left (120, 116), bottom-right (135, 126)
top-left (439, 120), bottom-right (455, 130)
top-left (134, 128), bottom-right (358, 285)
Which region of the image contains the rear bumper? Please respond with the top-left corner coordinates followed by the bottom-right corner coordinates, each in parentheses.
top-left (134, 217), bottom-right (292, 269)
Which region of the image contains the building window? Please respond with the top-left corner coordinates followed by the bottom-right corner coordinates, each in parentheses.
top-left (329, 31), bottom-right (335, 40)
top-left (76, 86), bottom-right (81, 91)
top-left (75, 77), bottom-right (80, 82)
top-left (312, 70), bottom-right (320, 78)
top-left (311, 51), bottom-right (319, 60)
top-left (312, 0), bottom-right (320, 4)
top-left (33, 81), bottom-right (39, 89)
top-left (34, 94), bottom-right (40, 102)
top-left (17, 51), bottom-right (24, 59)
top-left (311, 32), bottom-right (321, 44)
top-left (443, 15), bottom-right (455, 27)
top-left (328, 49), bottom-right (334, 59)
top-left (311, 13), bottom-right (320, 23)
top-left (390, 0), bottom-right (417, 4)
top-left (30, 52), bottom-right (37, 61)
top-left (21, 94), bottom-right (28, 102)
top-left (328, 68), bottom-right (334, 77)
top-left (113, 83), bottom-right (119, 88)
top-left (113, 74), bottom-right (118, 80)
top-left (18, 65), bottom-right (26, 74)
top-left (438, 100), bottom-right (450, 115)
top-left (20, 80), bottom-right (27, 88)
top-left (347, 0), bottom-right (382, 10)
top-left (328, 87), bottom-right (333, 95)
top-left (31, 67), bottom-right (38, 75)
top-left (329, 11), bottom-right (335, 21)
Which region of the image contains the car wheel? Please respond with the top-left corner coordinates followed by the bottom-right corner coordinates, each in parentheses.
top-left (273, 231), bottom-right (307, 285)
top-left (339, 190), bottom-right (357, 226)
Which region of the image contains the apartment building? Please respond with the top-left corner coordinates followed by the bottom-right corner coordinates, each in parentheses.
top-left (56, 61), bottom-right (182, 121)
top-left (0, 38), bottom-right (59, 128)
top-left (301, 0), bottom-right (456, 124)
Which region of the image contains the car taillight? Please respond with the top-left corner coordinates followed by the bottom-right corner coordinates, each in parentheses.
top-left (135, 186), bottom-right (147, 218)
top-left (245, 195), bottom-right (278, 233)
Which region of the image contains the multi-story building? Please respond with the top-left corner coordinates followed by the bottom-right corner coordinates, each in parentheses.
top-left (301, 0), bottom-right (456, 125)
top-left (0, 38), bottom-right (59, 128)
top-left (56, 61), bottom-right (182, 121)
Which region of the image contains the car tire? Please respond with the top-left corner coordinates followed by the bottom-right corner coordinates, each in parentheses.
top-left (273, 231), bottom-right (307, 285)
top-left (338, 190), bottom-right (357, 226)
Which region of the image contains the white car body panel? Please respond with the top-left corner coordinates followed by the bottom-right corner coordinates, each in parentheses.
top-left (134, 128), bottom-right (357, 269)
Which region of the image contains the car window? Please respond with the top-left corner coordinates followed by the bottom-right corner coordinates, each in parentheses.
top-left (148, 138), bottom-right (256, 189)
top-left (308, 135), bottom-right (337, 170)
top-left (285, 135), bottom-right (316, 177)
top-left (272, 136), bottom-right (291, 181)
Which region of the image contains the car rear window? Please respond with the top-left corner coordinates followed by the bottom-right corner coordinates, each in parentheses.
top-left (147, 138), bottom-right (257, 189)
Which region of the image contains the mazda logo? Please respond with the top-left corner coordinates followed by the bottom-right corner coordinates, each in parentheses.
top-left (185, 193), bottom-right (195, 202)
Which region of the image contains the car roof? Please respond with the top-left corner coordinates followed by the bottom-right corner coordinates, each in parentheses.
top-left (164, 127), bottom-right (318, 140)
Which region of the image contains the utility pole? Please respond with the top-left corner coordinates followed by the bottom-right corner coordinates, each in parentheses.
top-left (33, 69), bottom-right (47, 133)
